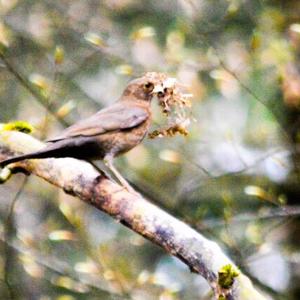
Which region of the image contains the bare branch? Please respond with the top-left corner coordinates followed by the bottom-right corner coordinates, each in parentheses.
top-left (0, 131), bottom-right (268, 300)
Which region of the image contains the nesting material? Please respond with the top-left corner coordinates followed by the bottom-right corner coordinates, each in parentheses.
top-left (145, 72), bottom-right (193, 139)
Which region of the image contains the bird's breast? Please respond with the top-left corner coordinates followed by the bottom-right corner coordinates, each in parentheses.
top-left (114, 117), bottom-right (151, 156)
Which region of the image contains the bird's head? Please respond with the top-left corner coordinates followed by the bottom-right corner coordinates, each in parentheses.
top-left (121, 73), bottom-right (165, 102)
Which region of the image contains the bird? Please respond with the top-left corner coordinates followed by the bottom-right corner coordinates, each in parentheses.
top-left (0, 73), bottom-right (165, 191)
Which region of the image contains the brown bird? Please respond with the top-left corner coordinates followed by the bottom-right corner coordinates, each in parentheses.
top-left (0, 73), bottom-right (165, 191)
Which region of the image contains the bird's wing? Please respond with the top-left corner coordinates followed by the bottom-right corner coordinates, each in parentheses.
top-left (47, 102), bottom-right (149, 142)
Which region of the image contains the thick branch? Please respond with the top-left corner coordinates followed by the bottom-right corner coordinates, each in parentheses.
top-left (0, 131), bottom-right (267, 300)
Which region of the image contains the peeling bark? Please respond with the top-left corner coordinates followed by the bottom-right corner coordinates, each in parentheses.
top-left (0, 131), bottom-right (268, 300)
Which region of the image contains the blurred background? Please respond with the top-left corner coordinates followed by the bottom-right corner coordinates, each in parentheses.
top-left (0, 0), bottom-right (300, 299)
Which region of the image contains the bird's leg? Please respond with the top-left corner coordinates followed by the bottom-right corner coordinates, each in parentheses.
top-left (88, 161), bottom-right (108, 178)
top-left (103, 156), bottom-right (136, 194)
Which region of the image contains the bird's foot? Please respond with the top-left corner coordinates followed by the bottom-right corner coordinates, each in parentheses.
top-left (103, 158), bottom-right (140, 195)
top-left (119, 180), bottom-right (139, 195)
top-left (88, 161), bottom-right (110, 178)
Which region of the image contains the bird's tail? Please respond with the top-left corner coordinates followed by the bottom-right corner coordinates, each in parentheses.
top-left (0, 148), bottom-right (60, 168)
top-left (0, 137), bottom-right (95, 168)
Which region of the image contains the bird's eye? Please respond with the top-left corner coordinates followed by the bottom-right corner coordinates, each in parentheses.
top-left (143, 82), bottom-right (154, 93)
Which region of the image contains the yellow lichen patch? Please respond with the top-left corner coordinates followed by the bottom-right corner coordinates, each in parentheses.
top-left (0, 167), bottom-right (12, 183)
top-left (1, 121), bottom-right (34, 134)
top-left (218, 264), bottom-right (240, 289)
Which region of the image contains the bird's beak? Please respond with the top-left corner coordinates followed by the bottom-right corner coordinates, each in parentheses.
top-left (151, 84), bottom-right (164, 94)
top-left (151, 78), bottom-right (177, 94)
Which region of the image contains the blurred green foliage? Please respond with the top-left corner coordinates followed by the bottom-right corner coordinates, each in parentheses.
top-left (1, 0), bottom-right (300, 299)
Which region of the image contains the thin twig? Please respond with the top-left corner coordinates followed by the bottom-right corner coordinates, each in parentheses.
top-left (199, 205), bottom-right (300, 229)
top-left (3, 176), bottom-right (28, 299)
top-left (0, 51), bottom-right (68, 127)
top-left (0, 234), bottom-right (126, 298)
